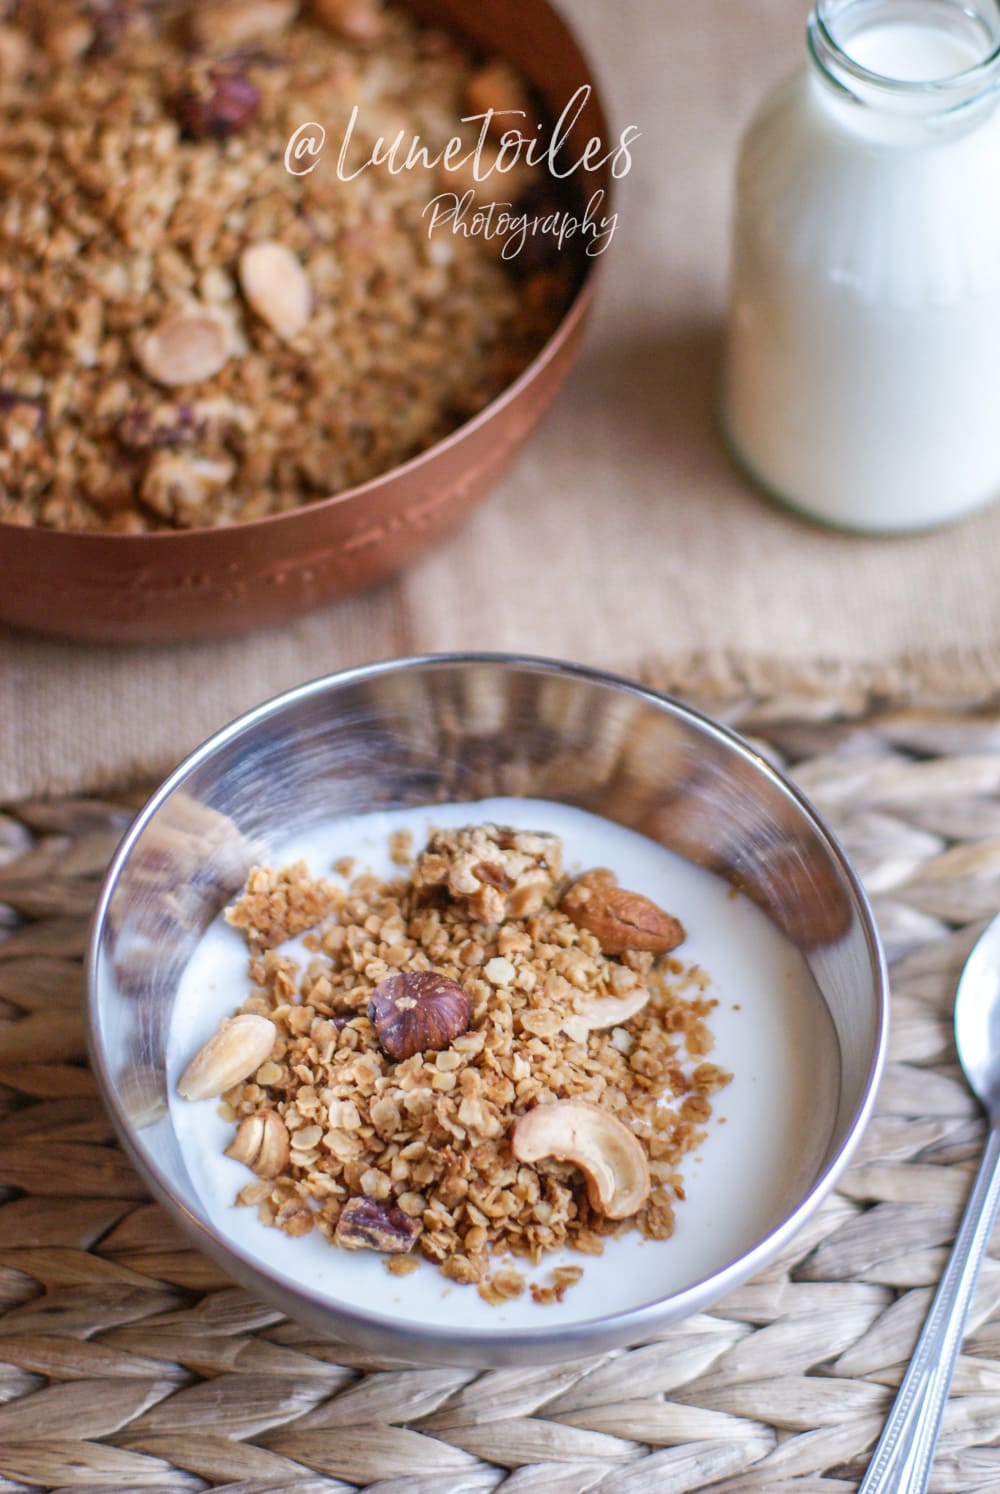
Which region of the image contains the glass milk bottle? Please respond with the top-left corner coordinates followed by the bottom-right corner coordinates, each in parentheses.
top-left (723, 0), bottom-right (1000, 533)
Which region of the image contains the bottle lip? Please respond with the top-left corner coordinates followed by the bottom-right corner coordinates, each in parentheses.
top-left (808, 0), bottom-right (1000, 112)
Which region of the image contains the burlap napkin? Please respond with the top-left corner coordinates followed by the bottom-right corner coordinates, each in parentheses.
top-left (4, 0), bottom-right (1000, 802)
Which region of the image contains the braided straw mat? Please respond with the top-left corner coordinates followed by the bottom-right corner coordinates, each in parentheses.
top-left (5, 692), bottom-right (1000, 1494)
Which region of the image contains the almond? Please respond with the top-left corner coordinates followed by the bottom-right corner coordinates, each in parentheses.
top-left (560, 870), bottom-right (685, 957)
top-left (138, 310), bottom-right (231, 388)
top-left (568, 983), bottom-right (651, 1035)
top-left (177, 1014), bottom-right (277, 1101)
top-left (239, 241), bottom-right (312, 342)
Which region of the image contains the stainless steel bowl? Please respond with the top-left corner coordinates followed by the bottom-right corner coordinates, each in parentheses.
top-left (86, 654), bottom-right (888, 1366)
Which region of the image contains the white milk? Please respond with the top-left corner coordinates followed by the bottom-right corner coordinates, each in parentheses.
top-left (845, 19), bottom-right (983, 77)
top-left (723, 0), bottom-right (1000, 532)
top-left (167, 798), bottom-right (839, 1334)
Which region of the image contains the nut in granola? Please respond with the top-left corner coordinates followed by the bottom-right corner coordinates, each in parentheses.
top-left (238, 241), bottom-right (312, 342)
top-left (569, 983), bottom-right (650, 1036)
top-left (560, 869), bottom-right (685, 957)
top-left (138, 311), bottom-right (232, 389)
top-left (414, 824), bottom-right (561, 923)
top-left (175, 70), bottom-right (262, 139)
top-left (369, 970), bottom-right (471, 1061)
top-left (140, 453), bottom-right (235, 525)
top-left (225, 1110), bottom-right (290, 1177)
top-left (511, 1099), bottom-right (651, 1220)
top-left (335, 1195), bottom-right (422, 1252)
top-left (177, 1013), bottom-right (277, 1100)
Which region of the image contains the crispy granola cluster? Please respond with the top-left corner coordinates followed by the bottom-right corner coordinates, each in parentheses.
top-left (214, 823), bottom-right (731, 1301)
top-left (0, 1), bottom-right (573, 531)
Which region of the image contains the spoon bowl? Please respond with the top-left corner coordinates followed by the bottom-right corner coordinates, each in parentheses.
top-left (955, 913), bottom-right (1000, 1113)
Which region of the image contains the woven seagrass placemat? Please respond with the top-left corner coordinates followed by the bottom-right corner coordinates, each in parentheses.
top-left (3, 692), bottom-right (1000, 1493)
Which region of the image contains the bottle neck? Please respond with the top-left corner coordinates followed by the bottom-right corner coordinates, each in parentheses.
top-left (808, 0), bottom-right (1000, 125)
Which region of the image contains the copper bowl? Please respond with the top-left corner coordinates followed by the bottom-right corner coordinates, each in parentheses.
top-left (1, 0), bottom-right (608, 645)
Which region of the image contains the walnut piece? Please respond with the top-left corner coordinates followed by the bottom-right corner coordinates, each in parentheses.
top-left (335, 1196), bottom-right (422, 1252)
top-left (413, 823), bottom-right (561, 923)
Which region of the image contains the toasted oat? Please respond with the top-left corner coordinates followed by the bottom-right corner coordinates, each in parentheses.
top-left (384, 1254), bottom-right (420, 1276)
top-left (225, 861), bottom-right (341, 948)
top-left (478, 1266), bottom-right (525, 1304)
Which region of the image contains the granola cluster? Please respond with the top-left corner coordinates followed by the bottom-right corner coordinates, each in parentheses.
top-left (0, 1), bottom-right (574, 531)
top-left (192, 823), bottom-right (731, 1302)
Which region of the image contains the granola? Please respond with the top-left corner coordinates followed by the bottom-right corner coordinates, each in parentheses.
top-left (184, 822), bottom-right (732, 1297)
top-left (0, 1), bottom-right (575, 531)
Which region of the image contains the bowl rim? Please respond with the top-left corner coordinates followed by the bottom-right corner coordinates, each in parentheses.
top-left (85, 652), bottom-right (890, 1360)
top-left (0, 0), bottom-right (609, 548)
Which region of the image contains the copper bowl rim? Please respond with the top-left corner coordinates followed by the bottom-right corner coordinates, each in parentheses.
top-left (1, 2), bottom-right (611, 550)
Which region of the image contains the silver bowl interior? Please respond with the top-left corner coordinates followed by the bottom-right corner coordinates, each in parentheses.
top-left (87, 654), bottom-right (888, 1365)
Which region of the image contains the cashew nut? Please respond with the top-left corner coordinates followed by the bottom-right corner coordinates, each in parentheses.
top-left (177, 1013), bottom-right (277, 1100)
top-left (225, 1110), bottom-right (290, 1178)
top-left (567, 984), bottom-right (650, 1036)
top-left (511, 1100), bottom-right (650, 1219)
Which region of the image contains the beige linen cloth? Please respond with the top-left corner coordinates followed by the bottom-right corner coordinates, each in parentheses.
top-left (4, 0), bottom-right (1000, 801)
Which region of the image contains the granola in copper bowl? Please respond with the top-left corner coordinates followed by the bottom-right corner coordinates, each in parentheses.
top-left (0, 0), bottom-right (577, 532)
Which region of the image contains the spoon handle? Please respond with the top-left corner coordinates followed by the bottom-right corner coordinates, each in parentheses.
top-left (859, 1120), bottom-right (1000, 1494)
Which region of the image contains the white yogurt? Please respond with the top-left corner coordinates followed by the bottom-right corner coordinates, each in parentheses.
top-left (723, 0), bottom-right (1000, 533)
top-left (168, 798), bottom-right (839, 1333)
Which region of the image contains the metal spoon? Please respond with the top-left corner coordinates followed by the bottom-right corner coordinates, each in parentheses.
top-left (859, 912), bottom-right (1000, 1493)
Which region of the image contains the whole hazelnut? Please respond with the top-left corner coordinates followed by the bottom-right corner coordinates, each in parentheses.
top-left (368, 970), bottom-right (471, 1062)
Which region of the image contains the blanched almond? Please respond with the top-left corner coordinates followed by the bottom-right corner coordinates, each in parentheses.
top-left (177, 1014), bottom-right (277, 1101)
top-left (138, 311), bottom-right (230, 388)
top-left (239, 241), bottom-right (312, 342)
